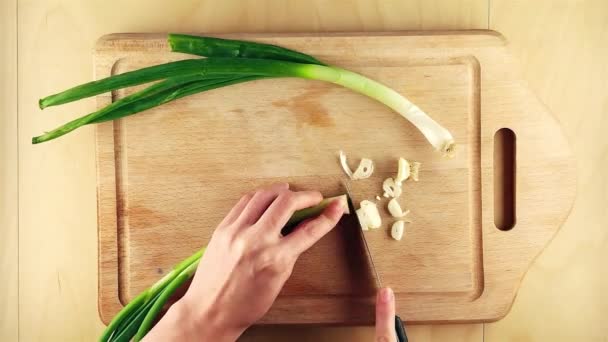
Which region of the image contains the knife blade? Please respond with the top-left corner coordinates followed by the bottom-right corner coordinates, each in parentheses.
top-left (341, 181), bottom-right (383, 288)
top-left (341, 180), bottom-right (408, 342)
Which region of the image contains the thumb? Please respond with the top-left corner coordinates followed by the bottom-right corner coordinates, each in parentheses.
top-left (375, 287), bottom-right (397, 342)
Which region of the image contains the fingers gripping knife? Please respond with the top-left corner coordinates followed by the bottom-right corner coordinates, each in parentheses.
top-left (342, 181), bottom-right (408, 342)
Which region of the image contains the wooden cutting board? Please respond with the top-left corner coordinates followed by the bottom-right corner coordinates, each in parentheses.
top-left (96, 31), bottom-right (575, 325)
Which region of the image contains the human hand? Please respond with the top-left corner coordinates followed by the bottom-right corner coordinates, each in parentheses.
top-left (144, 183), bottom-right (346, 342)
top-left (375, 287), bottom-right (398, 342)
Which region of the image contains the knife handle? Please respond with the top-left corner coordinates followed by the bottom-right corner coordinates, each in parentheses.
top-left (395, 315), bottom-right (408, 342)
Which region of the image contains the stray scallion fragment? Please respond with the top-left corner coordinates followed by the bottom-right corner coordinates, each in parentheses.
top-left (387, 198), bottom-right (409, 218)
top-left (391, 220), bottom-right (406, 241)
top-left (356, 200), bottom-right (382, 230)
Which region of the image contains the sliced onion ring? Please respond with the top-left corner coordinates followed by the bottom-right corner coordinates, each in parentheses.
top-left (339, 150), bottom-right (354, 179)
top-left (387, 198), bottom-right (410, 218)
top-left (352, 158), bottom-right (374, 180)
top-left (382, 177), bottom-right (402, 198)
top-left (338, 150), bottom-right (374, 180)
top-left (357, 200), bottom-right (382, 230)
top-left (395, 158), bottom-right (410, 184)
top-left (391, 220), bottom-right (406, 241)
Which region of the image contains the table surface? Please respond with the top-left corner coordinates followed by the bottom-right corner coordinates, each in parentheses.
top-left (1, 0), bottom-right (606, 341)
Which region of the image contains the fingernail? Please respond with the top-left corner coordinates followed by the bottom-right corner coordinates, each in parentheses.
top-left (381, 287), bottom-right (393, 303)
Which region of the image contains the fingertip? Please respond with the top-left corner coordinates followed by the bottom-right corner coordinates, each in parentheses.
top-left (297, 190), bottom-right (324, 207)
top-left (375, 288), bottom-right (397, 342)
top-left (325, 199), bottom-right (346, 221)
top-left (269, 182), bottom-right (289, 191)
top-left (377, 287), bottom-right (394, 304)
top-left (316, 193), bottom-right (325, 205)
top-left (376, 287), bottom-right (395, 319)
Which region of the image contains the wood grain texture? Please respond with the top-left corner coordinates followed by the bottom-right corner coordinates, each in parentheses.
top-left (485, 1), bottom-right (608, 341)
top-left (15, 0), bottom-right (608, 341)
top-left (16, 0), bottom-right (489, 341)
top-left (0, 0), bottom-right (18, 340)
top-left (95, 32), bottom-right (574, 325)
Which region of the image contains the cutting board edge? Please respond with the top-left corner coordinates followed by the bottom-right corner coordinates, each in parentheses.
top-left (94, 29), bottom-right (507, 51)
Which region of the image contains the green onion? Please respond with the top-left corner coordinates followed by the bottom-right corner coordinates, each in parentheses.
top-left (133, 260), bottom-right (199, 341)
top-left (100, 249), bottom-right (204, 342)
top-left (281, 195), bottom-right (348, 235)
top-left (36, 57), bottom-right (454, 154)
top-left (168, 33), bottom-right (324, 65)
top-left (108, 290), bottom-right (164, 342)
top-left (100, 292), bottom-right (147, 342)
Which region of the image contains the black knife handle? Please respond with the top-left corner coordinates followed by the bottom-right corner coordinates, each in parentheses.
top-left (395, 315), bottom-right (408, 342)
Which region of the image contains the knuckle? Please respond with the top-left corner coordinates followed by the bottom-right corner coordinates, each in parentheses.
top-left (211, 228), bottom-right (230, 244)
top-left (264, 214), bottom-right (282, 230)
top-left (231, 235), bottom-right (247, 253)
top-left (212, 231), bottom-right (246, 255)
top-left (234, 193), bottom-right (254, 208)
top-left (255, 249), bottom-right (292, 275)
top-left (254, 189), bottom-right (269, 198)
top-left (278, 191), bottom-right (295, 205)
top-left (273, 258), bottom-right (291, 273)
top-left (301, 220), bottom-right (324, 240)
top-left (269, 182), bottom-right (287, 191)
top-left (318, 212), bottom-right (334, 226)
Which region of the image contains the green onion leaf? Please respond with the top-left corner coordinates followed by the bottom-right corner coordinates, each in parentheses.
top-left (133, 260), bottom-right (200, 341)
top-left (40, 60), bottom-right (224, 109)
top-left (99, 292), bottom-right (147, 342)
top-left (89, 75), bottom-right (264, 124)
top-left (33, 75), bottom-right (263, 144)
top-left (168, 33), bottom-right (324, 65)
top-left (100, 249), bottom-right (205, 342)
top-left (38, 58), bottom-right (301, 109)
top-left (106, 290), bottom-right (163, 342)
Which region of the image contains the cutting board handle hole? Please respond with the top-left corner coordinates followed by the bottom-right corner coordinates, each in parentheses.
top-left (494, 128), bottom-right (516, 231)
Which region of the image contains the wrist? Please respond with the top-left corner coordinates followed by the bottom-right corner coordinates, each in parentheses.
top-left (172, 295), bottom-right (245, 342)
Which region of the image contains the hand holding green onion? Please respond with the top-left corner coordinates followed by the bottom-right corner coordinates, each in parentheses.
top-left (114, 184), bottom-right (346, 342)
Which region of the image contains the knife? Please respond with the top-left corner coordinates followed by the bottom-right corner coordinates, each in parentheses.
top-left (342, 181), bottom-right (408, 342)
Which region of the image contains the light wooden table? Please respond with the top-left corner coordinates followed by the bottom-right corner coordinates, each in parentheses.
top-left (1, 0), bottom-right (606, 341)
